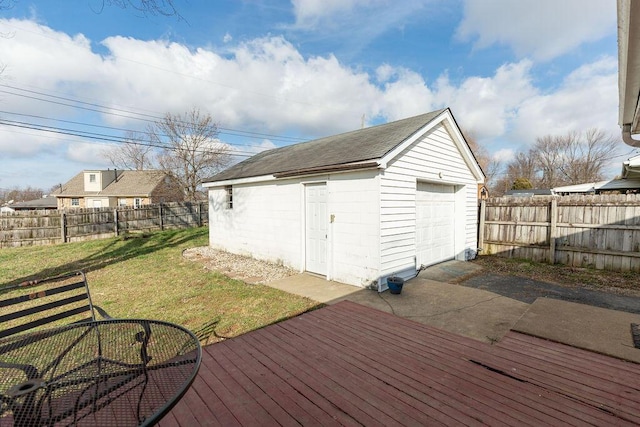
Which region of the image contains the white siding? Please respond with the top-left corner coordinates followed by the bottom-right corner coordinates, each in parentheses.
top-left (208, 170), bottom-right (381, 288)
top-left (380, 123), bottom-right (478, 280)
top-left (208, 180), bottom-right (303, 269)
top-left (326, 171), bottom-right (380, 287)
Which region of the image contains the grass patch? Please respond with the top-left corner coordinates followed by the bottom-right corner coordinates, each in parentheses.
top-left (0, 227), bottom-right (320, 341)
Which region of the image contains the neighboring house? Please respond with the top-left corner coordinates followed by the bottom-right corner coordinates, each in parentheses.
top-left (54, 170), bottom-right (184, 209)
top-left (477, 184), bottom-right (489, 200)
top-left (5, 196), bottom-right (58, 211)
top-left (203, 108), bottom-right (485, 291)
top-left (504, 189), bottom-right (555, 197)
top-left (553, 179), bottom-right (640, 195)
top-left (552, 154), bottom-right (640, 195)
top-left (619, 0), bottom-right (640, 147)
top-left (621, 153), bottom-right (640, 179)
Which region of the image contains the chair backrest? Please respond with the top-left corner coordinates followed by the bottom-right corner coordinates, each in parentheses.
top-left (0, 271), bottom-right (98, 339)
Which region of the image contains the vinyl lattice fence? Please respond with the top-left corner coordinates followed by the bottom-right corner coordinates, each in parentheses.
top-left (479, 194), bottom-right (640, 272)
top-left (0, 202), bottom-right (208, 248)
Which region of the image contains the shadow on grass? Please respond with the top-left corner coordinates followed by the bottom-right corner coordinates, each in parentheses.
top-left (1, 227), bottom-right (208, 287)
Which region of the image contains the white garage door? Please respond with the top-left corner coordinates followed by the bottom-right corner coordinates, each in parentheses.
top-left (416, 182), bottom-right (455, 268)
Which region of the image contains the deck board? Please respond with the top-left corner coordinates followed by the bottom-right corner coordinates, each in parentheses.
top-left (159, 301), bottom-right (640, 426)
top-left (307, 302), bottom-right (622, 426)
top-left (287, 305), bottom-right (583, 426)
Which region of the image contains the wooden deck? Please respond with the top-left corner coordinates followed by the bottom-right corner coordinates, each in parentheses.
top-left (159, 301), bottom-right (640, 426)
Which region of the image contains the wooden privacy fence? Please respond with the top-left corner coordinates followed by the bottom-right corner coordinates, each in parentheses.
top-left (0, 202), bottom-right (208, 248)
top-left (479, 194), bottom-right (640, 272)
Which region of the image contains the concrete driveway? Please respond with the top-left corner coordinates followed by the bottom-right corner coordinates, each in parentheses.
top-left (266, 261), bottom-right (640, 363)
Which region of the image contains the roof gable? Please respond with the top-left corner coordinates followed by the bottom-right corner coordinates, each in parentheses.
top-left (204, 109), bottom-right (448, 183)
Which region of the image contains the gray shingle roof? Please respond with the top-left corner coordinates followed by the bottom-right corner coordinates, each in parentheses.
top-left (205, 109), bottom-right (447, 182)
top-left (55, 170), bottom-right (169, 197)
top-left (10, 197), bottom-right (58, 209)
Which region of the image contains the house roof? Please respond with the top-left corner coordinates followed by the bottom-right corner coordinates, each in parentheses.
top-left (204, 109), bottom-right (449, 183)
top-left (553, 178), bottom-right (640, 194)
top-left (10, 197), bottom-right (58, 209)
top-left (622, 153), bottom-right (640, 178)
top-left (55, 170), bottom-right (170, 197)
top-left (618, 0), bottom-right (640, 146)
top-left (504, 189), bottom-right (554, 197)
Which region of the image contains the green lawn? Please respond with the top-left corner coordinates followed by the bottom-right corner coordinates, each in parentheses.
top-left (0, 227), bottom-right (320, 341)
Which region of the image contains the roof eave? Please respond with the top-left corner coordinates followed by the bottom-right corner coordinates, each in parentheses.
top-left (203, 161), bottom-right (382, 187)
top-left (618, 0), bottom-right (640, 145)
top-left (273, 161), bottom-right (380, 178)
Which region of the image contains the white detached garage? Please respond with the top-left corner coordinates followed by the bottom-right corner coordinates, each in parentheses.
top-left (203, 108), bottom-right (485, 292)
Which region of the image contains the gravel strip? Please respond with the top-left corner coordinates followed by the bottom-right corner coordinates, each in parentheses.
top-left (183, 247), bottom-right (297, 284)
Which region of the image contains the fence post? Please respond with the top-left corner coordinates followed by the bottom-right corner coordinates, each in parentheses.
top-left (60, 211), bottom-right (67, 243)
top-left (114, 208), bottom-right (119, 237)
top-left (549, 199), bottom-right (557, 264)
top-left (197, 202), bottom-right (202, 227)
top-left (159, 203), bottom-right (164, 231)
top-left (478, 199), bottom-right (486, 254)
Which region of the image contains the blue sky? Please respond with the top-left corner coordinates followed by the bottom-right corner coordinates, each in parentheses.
top-left (0, 0), bottom-right (632, 190)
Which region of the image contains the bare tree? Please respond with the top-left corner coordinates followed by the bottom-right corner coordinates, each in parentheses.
top-left (506, 151), bottom-right (538, 186)
top-left (502, 128), bottom-right (621, 191)
top-left (149, 108), bottom-right (231, 201)
top-left (463, 132), bottom-right (502, 191)
top-left (556, 128), bottom-right (619, 183)
top-left (489, 151), bottom-right (537, 196)
top-left (102, 131), bottom-right (156, 170)
top-left (94, 0), bottom-right (181, 18)
top-left (0, 186), bottom-right (44, 204)
top-left (532, 135), bottom-right (567, 188)
top-left (0, 0), bottom-right (180, 17)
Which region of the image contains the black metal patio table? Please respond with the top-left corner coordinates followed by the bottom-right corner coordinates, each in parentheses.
top-left (0, 319), bottom-right (201, 426)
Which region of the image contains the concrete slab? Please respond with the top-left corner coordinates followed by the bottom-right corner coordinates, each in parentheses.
top-left (263, 262), bottom-right (640, 363)
top-left (416, 259), bottom-right (483, 283)
top-left (265, 272), bottom-right (529, 344)
top-left (377, 278), bottom-right (529, 344)
top-left (513, 298), bottom-right (640, 363)
top-left (263, 273), bottom-right (373, 304)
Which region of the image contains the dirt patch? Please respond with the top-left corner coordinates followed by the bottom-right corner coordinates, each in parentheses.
top-left (470, 256), bottom-right (640, 299)
top-left (183, 247), bottom-right (297, 284)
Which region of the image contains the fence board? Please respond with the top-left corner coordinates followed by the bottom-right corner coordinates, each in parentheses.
top-left (0, 202), bottom-right (208, 248)
top-left (480, 194), bottom-right (640, 273)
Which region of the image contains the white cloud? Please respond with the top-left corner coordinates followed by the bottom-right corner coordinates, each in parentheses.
top-left (456, 0), bottom-right (616, 60)
top-left (373, 65), bottom-right (434, 120)
top-left (0, 128), bottom-right (65, 157)
top-left (492, 148), bottom-right (515, 163)
top-left (287, 0), bottom-right (434, 60)
top-left (435, 60), bottom-right (537, 139)
top-left (1, 20), bottom-right (101, 85)
top-left (0, 18), bottom-right (622, 188)
top-left (90, 34), bottom-right (380, 134)
top-left (512, 57), bottom-right (619, 143)
top-left (290, 0), bottom-right (388, 29)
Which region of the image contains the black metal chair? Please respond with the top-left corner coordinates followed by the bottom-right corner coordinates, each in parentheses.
top-left (0, 271), bottom-right (111, 339)
top-left (0, 272), bottom-right (200, 426)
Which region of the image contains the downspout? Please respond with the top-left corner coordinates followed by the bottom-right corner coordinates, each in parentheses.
top-left (622, 124), bottom-right (640, 147)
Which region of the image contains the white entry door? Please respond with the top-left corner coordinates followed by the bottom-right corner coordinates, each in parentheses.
top-left (416, 182), bottom-right (456, 268)
top-left (305, 183), bottom-right (327, 275)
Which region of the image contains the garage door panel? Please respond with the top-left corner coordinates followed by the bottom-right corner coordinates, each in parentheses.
top-left (416, 183), bottom-right (455, 268)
